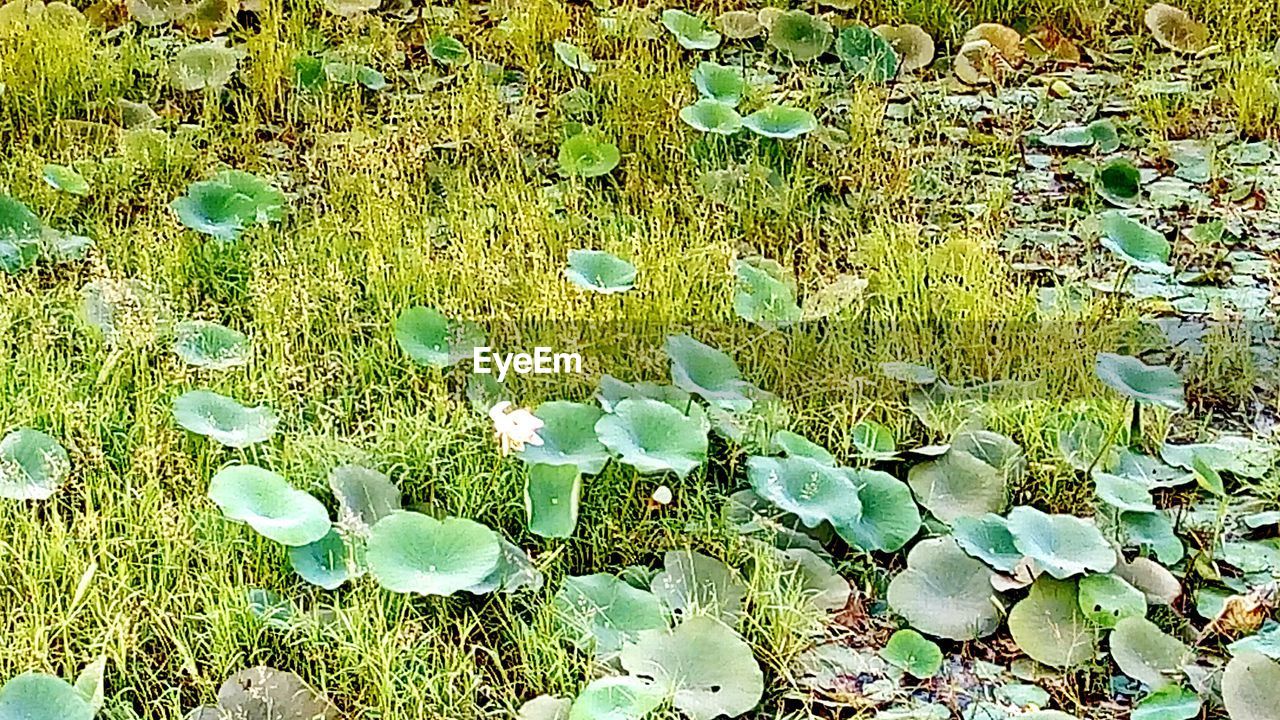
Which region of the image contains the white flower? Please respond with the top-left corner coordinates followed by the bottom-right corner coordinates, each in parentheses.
top-left (651, 485), bottom-right (673, 506)
top-left (489, 401), bottom-right (544, 455)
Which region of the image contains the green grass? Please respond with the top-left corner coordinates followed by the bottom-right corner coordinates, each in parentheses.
top-left (1, 0), bottom-right (1277, 717)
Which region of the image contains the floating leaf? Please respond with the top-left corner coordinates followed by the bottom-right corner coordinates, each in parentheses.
top-left (835, 25), bottom-right (898, 82)
top-left (768, 10), bottom-right (832, 62)
top-left (553, 573), bottom-right (668, 656)
top-left (873, 24), bottom-right (933, 72)
top-left (524, 463), bottom-right (581, 538)
top-left (41, 164), bottom-right (89, 196)
top-left (558, 132), bottom-right (621, 178)
top-left (428, 35), bottom-right (470, 65)
top-left (1096, 158), bottom-right (1142, 207)
top-left (1008, 506), bottom-right (1115, 579)
top-left (1224, 651), bottom-right (1280, 720)
top-left (0, 428), bottom-right (70, 501)
top-left (881, 629), bottom-right (943, 679)
top-left (171, 41), bottom-right (240, 91)
top-left (394, 305), bottom-right (455, 368)
top-left (208, 465), bottom-right (330, 547)
top-left (1099, 212), bottom-right (1172, 274)
top-left (1057, 417), bottom-right (1115, 472)
top-left (1132, 685), bottom-right (1201, 720)
top-left (650, 549), bottom-right (746, 623)
top-left (772, 430), bottom-right (836, 465)
top-left (716, 10), bottom-right (762, 39)
top-left (564, 249), bottom-right (636, 293)
top-left (0, 195), bottom-right (43, 274)
top-left (660, 9), bottom-right (720, 51)
top-left (214, 666), bottom-right (338, 720)
top-left (568, 677), bottom-right (663, 720)
top-left (747, 456), bottom-right (861, 535)
top-left (72, 657), bottom-right (105, 713)
top-left (690, 62), bottom-right (745, 106)
top-left (741, 105), bottom-right (818, 140)
top-left (1078, 573), bottom-right (1146, 629)
top-left (171, 170), bottom-right (286, 242)
top-left (0, 673), bottom-right (94, 720)
top-left (1120, 511), bottom-right (1183, 564)
top-left (518, 695), bottom-right (571, 720)
top-left (1008, 577), bottom-right (1098, 668)
top-left (518, 402), bottom-right (610, 475)
top-left (465, 536), bottom-right (544, 595)
top-left (886, 537), bottom-right (1000, 640)
top-left (679, 99), bottom-right (743, 135)
top-left (596, 397), bottom-right (709, 478)
top-left (772, 547), bottom-right (849, 612)
top-left (172, 389), bottom-right (278, 448)
top-left (1094, 471), bottom-right (1156, 512)
top-left (1116, 555), bottom-right (1181, 605)
top-left (328, 464), bottom-right (400, 532)
top-left (1095, 353), bottom-right (1185, 411)
top-left (1160, 435), bottom-right (1277, 478)
top-left (1144, 3), bottom-right (1209, 53)
top-left (365, 511), bottom-right (501, 596)
top-left (619, 617), bottom-right (763, 720)
top-left (288, 528), bottom-right (362, 590)
top-left (907, 449), bottom-right (1006, 524)
top-left (1111, 617), bottom-right (1191, 689)
top-left (951, 514), bottom-right (1022, 573)
top-left (173, 320), bottom-right (250, 370)
top-left (734, 258), bottom-right (802, 327)
top-left (852, 420), bottom-right (896, 459)
top-left (553, 41), bottom-right (596, 73)
top-left (665, 334), bottom-right (752, 413)
top-left (841, 467), bottom-right (921, 552)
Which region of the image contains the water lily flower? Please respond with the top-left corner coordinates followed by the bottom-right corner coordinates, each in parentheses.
top-left (489, 401), bottom-right (544, 455)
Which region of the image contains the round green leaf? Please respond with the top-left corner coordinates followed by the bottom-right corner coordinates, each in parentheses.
top-left (1077, 573), bottom-right (1146, 628)
top-left (1110, 617), bottom-right (1191, 689)
top-left (1099, 212), bottom-right (1173, 274)
top-left (428, 35), bottom-right (470, 65)
top-left (1039, 125), bottom-right (1094, 148)
top-left (881, 629), bottom-right (943, 679)
top-left (836, 25), bottom-right (898, 82)
top-left (679, 99), bottom-right (743, 135)
top-left (665, 334), bottom-right (751, 413)
top-left (0, 195), bottom-right (44, 274)
top-left (768, 10), bottom-right (832, 62)
top-left (1094, 471), bottom-right (1156, 512)
top-left (1007, 505), bottom-right (1116, 579)
top-left (907, 449), bottom-right (1006, 524)
top-left (1008, 577), bottom-right (1098, 668)
top-left (1132, 685), bottom-right (1201, 720)
top-left (288, 527), bottom-right (362, 589)
top-left (518, 402), bottom-right (610, 475)
top-left (951, 513), bottom-right (1021, 573)
top-left (524, 463), bottom-right (581, 538)
top-left (741, 105), bottom-right (818, 139)
top-left (553, 40), bottom-right (596, 73)
top-left (1095, 353), bottom-right (1185, 411)
top-left (747, 455), bottom-right (861, 533)
top-left (214, 666), bottom-right (337, 720)
top-left (619, 616), bottom-right (763, 720)
top-left (208, 465), bottom-right (331, 547)
top-left (564, 249), bottom-right (636, 293)
top-left (568, 677), bottom-right (663, 720)
top-left (558, 133), bottom-right (620, 178)
top-left (772, 430), bottom-right (836, 465)
top-left (0, 673), bottom-right (94, 720)
top-left (650, 549), bottom-right (746, 623)
top-left (41, 164), bottom-right (89, 196)
top-left (1096, 158), bottom-right (1142, 207)
top-left (851, 420), bottom-right (897, 459)
top-left (840, 467), bottom-right (920, 552)
top-left (518, 695), bottom-right (571, 720)
top-left (365, 511), bottom-right (501, 596)
top-left (552, 573), bottom-right (669, 657)
top-left (171, 41), bottom-right (239, 91)
top-left (595, 397), bottom-right (709, 478)
top-left (172, 389), bottom-right (278, 448)
top-left (394, 306), bottom-right (451, 368)
top-left (171, 171), bottom-right (285, 242)
top-left (328, 464), bottom-right (401, 532)
top-left (660, 9), bottom-right (720, 51)
top-left (886, 537), bottom-right (1000, 640)
top-left (690, 62), bottom-right (744, 106)
top-left (1223, 651), bottom-right (1280, 720)
top-left (734, 258), bottom-right (802, 328)
top-left (1120, 510), bottom-right (1184, 564)
top-left (173, 320), bottom-right (250, 370)
top-left (0, 428), bottom-right (70, 500)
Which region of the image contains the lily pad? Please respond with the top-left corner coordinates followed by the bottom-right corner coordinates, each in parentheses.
top-left (208, 465), bottom-right (331, 547)
top-left (214, 666), bottom-right (338, 720)
top-left (690, 62), bottom-right (745, 106)
top-left (1096, 159), bottom-right (1143, 207)
top-left (907, 449), bottom-right (1006, 524)
top-left (1224, 651), bottom-right (1280, 720)
top-left (746, 455), bottom-right (861, 535)
top-left (0, 195), bottom-right (44, 274)
top-left (886, 537), bottom-right (1000, 640)
top-left (679, 99), bottom-right (743, 135)
top-left (173, 320), bottom-right (251, 369)
top-left (0, 428), bottom-right (70, 501)
top-left (524, 463), bottom-right (581, 538)
top-left (649, 549), bottom-right (746, 623)
top-left (427, 35), bottom-right (470, 65)
top-left (0, 673), bottom-right (94, 720)
top-left (665, 334), bottom-right (752, 413)
top-left (852, 420), bottom-right (897, 459)
top-left (558, 133), bottom-right (621, 178)
top-left (1144, 3), bottom-right (1209, 53)
top-left (172, 389), bottom-right (278, 448)
top-left (568, 677), bottom-right (663, 720)
top-left (836, 25), bottom-right (898, 82)
top-left (171, 41), bottom-right (240, 91)
top-left (518, 402), bottom-right (610, 475)
top-left (365, 511), bottom-right (502, 596)
top-left (734, 258), bottom-right (802, 327)
top-left (619, 616), bottom-right (763, 720)
top-left (564, 249), bottom-right (636, 293)
top-left (1095, 353), bottom-right (1185, 411)
top-left (553, 41), bottom-right (595, 73)
top-left (41, 164), bottom-right (89, 196)
top-left (171, 170), bottom-right (286, 242)
top-left (1099, 212), bottom-right (1173, 274)
top-left (552, 573), bottom-right (668, 656)
top-left (768, 10), bottom-right (832, 62)
top-left (328, 464), bottom-right (401, 532)
top-left (951, 513), bottom-right (1022, 573)
top-left (840, 467), bottom-right (921, 552)
top-left (772, 430), bottom-right (836, 465)
top-left (595, 397), bottom-right (709, 478)
top-left (288, 528), bottom-right (362, 590)
top-left (881, 629), bottom-right (943, 679)
top-left (1120, 511), bottom-right (1183, 564)
top-left (1132, 685), bottom-right (1201, 720)
top-left (1110, 617), bottom-right (1191, 689)
top-left (873, 24), bottom-right (933, 72)
top-left (660, 9), bottom-right (720, 51)
top-left (1078, 573), bottom-right (1146, 628)
top-left (716, 10), bottom-right (761, 39)
top-left (1094, 471), bottom-right (1156, 512)
top-left (1008, 577), bottom-right (1098, 668)
top-left (741, 105), bottom-right (818, 140)
top-left (1008, 506), bottom-right (1115, 579)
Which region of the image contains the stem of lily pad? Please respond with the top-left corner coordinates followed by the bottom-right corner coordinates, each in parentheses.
top-left (1084, 408), bottom-right (1127, 476)
top-left (1128, 402), bottom-right (1142, 447)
